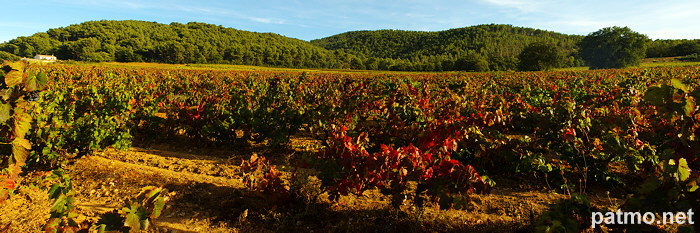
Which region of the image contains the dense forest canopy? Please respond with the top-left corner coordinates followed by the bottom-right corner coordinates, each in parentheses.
top-left (0, 20), bottom-right (346, 68)
top-left (311, 24), bottom-right (584, 71)
top-left (647, 39), bottom-right (700, 58)
top-left (1, 20), bottom-right (698, 71)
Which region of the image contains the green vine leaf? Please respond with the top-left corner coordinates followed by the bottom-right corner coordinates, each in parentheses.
top-left (123, 203), bottom-right (142, 230)
top-left (49, 194), bottom-right (74, 218)
top-left (151, 196), bottom-right (165, 219)
top-left (25, 71), bottom-right (48, 92)
top-left (643, 85), bottom-right (673, 107)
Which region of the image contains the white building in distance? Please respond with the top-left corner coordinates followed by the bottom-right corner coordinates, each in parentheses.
top-left (34, 55), bottom-right (57, 61)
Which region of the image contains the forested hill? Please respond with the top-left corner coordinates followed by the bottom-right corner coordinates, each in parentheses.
top-left (311, 24), bottom-right (585, 71)
top-left (0, 20), bottom-right (345, 68)
top-left (2, 20), bottom-right (699, 71)
top-left (312, 24), bottom-right (581, 59)
top-left (0, 21), bottom-right (591, 71)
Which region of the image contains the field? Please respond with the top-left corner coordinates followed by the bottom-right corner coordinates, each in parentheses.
top-left (1, 61), bottom-right (699, 232)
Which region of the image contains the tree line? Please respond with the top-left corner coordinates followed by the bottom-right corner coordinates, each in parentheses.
top-left (0, 20), bottom-right (356, 69)
top-left (311, 24), bottom-right (584, 71)
top-left (647, 39), bottom-right (700, 58)
top-left (1, 20), bottom-right (698, 71)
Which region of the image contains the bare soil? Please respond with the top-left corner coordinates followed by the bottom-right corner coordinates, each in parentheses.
top-left (1, 137), bottom-right (626, 233)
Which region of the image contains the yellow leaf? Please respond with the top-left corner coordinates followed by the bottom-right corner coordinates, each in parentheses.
top-left (0, 103), bottom-right (9, 123)
top-left (11, 139), bottom-right (30, 166)
top-left (678, 158), bottom-right (691, 182)
top-left (4, 70), bottom-right (23, 87)
top-left (12, 138), bottom-right (31, 149)
top-left (671, 79), bottom-right (689, 93)
top-left (7, 61), bottom-right (25, 70)
top-left (12, 110), bottom-right (32, 139)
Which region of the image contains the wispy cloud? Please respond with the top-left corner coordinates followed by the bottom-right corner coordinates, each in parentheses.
top-left (249, 17), bottom-right (286, 25)
top-left (45, 0), bottom-right (292, 26)
top-left (169, 5), bottom-right (231, 15)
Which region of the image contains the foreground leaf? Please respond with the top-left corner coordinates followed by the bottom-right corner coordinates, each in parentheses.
top-left (4, 70), bottom-right (22, 87)
top-left (10, 138), bottom-right (30, 166)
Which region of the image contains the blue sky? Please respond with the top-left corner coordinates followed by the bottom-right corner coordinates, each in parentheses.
top-left (2, 0), bottom-right (699, 43)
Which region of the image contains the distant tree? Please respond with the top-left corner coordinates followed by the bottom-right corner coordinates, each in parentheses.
top-left (0, 43), bottom-right (19, 55)
top-left (365, 57), bottom-right (379, 70)
top-left (518, 41), bottom-right (562, 71)
top-left (673, 40), bottom-right (700, 56)
top-left (469, 56), bottom-right (490, 72)
top-left (81, 52), bottom-right (112, 62)
top-left (0, 51), bottom-right (19, 61)
top-left (488, 56), bottom-right (518, 71)
top-left (68, 37), bottom-right (102, 61)
top-left (350, 56), bottom-right (365, 70)
top-left (579, 27), bottom-right (650, 69)
top-left (456, 52), bottom-right (489, 72)
top-left (647, 39), bottom-right (700, 58)
top-left (115, 46), bottom-right (142, 62)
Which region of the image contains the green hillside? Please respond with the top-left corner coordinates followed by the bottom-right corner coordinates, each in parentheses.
top-left (4, 21), bottom-right (696, 71)
top-left (311, 24), bottom-right (584, 71)
top-left (0, 20), bottom-right (345, 68)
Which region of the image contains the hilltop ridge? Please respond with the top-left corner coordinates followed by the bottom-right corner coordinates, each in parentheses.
top-left (1, 20), bottom-right (697, 71)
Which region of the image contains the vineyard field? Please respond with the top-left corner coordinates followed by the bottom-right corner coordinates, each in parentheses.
top-left (1, 62), bottom-right (699, 232)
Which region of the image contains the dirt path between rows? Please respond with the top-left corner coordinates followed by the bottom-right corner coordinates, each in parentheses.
top-left (3, 142), bottom-right (624, 232)
top-left (69, 147), bottom-right (248, 232)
